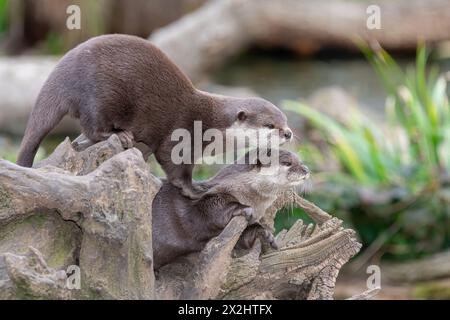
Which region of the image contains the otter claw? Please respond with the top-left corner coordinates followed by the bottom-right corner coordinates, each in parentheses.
top-left (117, 131), bottom-right (134, 149)
top-left (72, 134), bottom-right (95, 151)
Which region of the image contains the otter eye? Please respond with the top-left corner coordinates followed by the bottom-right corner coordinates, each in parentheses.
top-left (281, 161), bottom-right (292, 167)
top-left (265, 124), bottom-right (275, 129)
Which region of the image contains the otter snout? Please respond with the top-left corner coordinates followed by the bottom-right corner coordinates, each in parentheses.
top-left (284, 128), bottom-right (292, 140)
top-left (287, 162), bottom-right (310, 185)
top-left (280, 127), bottom-right (293, 143)
top-left (300, 164), bottom-right (310, 179)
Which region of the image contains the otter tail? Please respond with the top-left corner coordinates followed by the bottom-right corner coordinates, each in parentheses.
top-left (17, 94), bottom-right (67, 167)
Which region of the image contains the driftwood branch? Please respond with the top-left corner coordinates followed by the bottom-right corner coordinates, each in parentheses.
top-left (0, 135), bottom-right (369, 299)
top-left (150, 0), bottom-right (450, 82)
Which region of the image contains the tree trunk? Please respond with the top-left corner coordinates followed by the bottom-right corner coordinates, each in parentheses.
top-left (150, 0), bottom-right (450, 82)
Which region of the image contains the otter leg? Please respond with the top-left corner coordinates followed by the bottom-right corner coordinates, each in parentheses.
top-left (169, 165), bottom-right (195, 198)
top-left (261, 227), bottom-right (279, 249)
top-left (135, 143), bottom-right (153, 160)
top-left (237, 224), bottom-right (279, 250)
top-left (209, 203), bottom-right (254, 230)
top-left (232, 206), bottom-right (255, 222)
top-left (156, 138), bottom-right (206, 199)
top-left (159, 161), bottom-right (203, 199)
top-left (176, 171), bottom-right (206, 199)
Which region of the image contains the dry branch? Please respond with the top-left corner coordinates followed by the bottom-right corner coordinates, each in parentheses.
top-left (0, 135), bottom-right (368, 299)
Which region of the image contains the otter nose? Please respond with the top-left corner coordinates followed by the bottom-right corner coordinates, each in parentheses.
top-left (284, 129), bottom-right (292, 140)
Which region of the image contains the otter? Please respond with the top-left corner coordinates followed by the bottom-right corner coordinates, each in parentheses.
top-left (152, 149), bottom-right (309, 269)
top-left (16, 34), bottom-right (292, 198)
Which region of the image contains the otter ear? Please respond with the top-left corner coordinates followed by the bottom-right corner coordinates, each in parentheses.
top-left (237, 111), bottom-right (247, 121)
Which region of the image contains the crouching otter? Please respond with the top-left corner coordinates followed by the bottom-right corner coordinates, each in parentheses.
top-left (152, 149), bottom-right (310, 269)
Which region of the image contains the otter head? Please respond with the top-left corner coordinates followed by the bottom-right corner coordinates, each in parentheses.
top-left (275, 149), bottom-right (310, 187)
top-left (201, 149), bottom-right (309, 206)
top-left (249, 149), bottom-right (310, 190)
top-left (227, 97), bottom-right (293, 148)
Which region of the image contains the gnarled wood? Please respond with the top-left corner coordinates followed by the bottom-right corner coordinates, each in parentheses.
top-left (0, 135), bottom-right (368, 299)
top-left (0, 136), bottom-right (156, 299)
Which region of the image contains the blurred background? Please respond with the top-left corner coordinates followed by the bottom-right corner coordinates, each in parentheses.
top-left (1, 0), bottom-right (450, 299)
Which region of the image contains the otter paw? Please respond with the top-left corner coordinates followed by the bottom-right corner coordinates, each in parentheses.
top-left (180, 186), bottom-right (203, 200)
top-left (263, 230), bottom-right (279, 250)
top-left (117, 130), bottom-right (134, 149)
top-left (237, 207), bottom-right (254, 222)
top-left (191, 182), bottom-right (207, 194)
top-left (72, 134), bottom-right (95, 151)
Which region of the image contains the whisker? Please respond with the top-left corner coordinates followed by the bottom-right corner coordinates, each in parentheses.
top-left (289, 191), bottom-right (294, 217)
top-left (290, 187), bottom-right (295, 216)
top-left (304, 182), bottom-right (308, 195)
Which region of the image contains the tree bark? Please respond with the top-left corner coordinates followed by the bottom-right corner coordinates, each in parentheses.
top-left (0, 135), bottom-right (372, 299)
top-left (0, 136), bottom-right (156, 299)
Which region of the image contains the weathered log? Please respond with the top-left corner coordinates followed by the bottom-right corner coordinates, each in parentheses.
top-left (0, 56), bottom-right (73, 135)
top-left (3, 0), bottom-right (207, 54)
top-left (0, 136), bottom-right (156, 299)
top-left (0, 135), bottom-right (369, 299)
top-left (150, 0), bottom-right (450, 82)
top-left (382, 250), bottom-right (450, 283)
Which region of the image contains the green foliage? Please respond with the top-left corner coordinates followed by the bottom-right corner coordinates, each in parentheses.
top-left (413, 281), bottom-right (450, 299)
top-left (275, 206), bottom-right (315, 232)
top-left (43, 33), bottom-right (65, 55)
top-left (283, 45), bottom-right (450, 260)
top-left (0, 0), bottom-right (8, 36)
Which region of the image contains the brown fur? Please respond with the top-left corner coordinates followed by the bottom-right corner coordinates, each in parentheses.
top-left (17, 34), bottom-right (291, 197)
top-left (152, 149), bottom-right (309, 269)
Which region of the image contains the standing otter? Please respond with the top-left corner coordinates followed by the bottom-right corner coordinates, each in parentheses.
top-left (17, 34), bottom-right (292, 198)
top-left (152, 149), bottom-right (309, 269)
